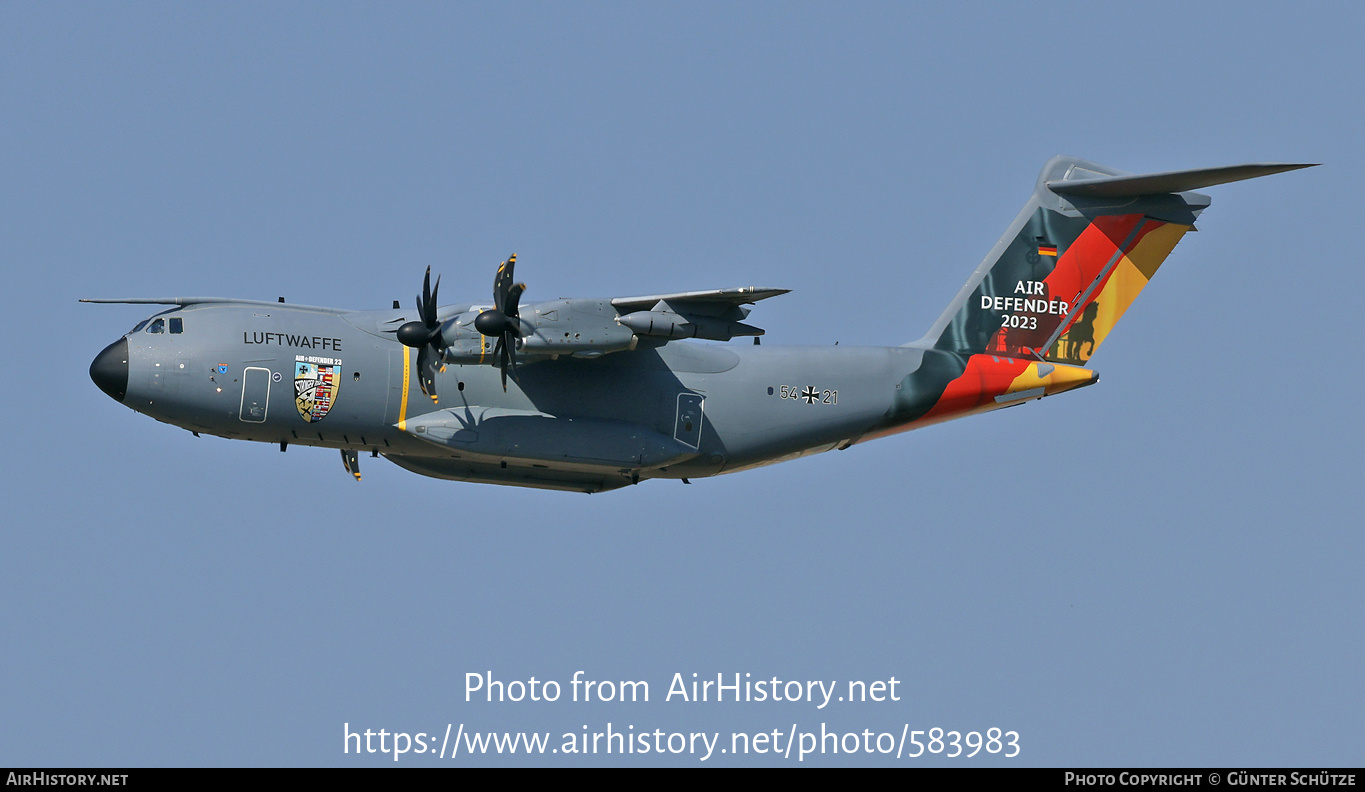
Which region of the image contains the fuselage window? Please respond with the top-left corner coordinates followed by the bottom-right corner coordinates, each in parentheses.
top-left (169, 317), bottom-right (183, 334)
top-left (147, 318), bottom-right (165, 334)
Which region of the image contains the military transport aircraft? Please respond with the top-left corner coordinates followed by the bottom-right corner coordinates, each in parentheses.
top-left (85, 156), bottom-right (1312, 493)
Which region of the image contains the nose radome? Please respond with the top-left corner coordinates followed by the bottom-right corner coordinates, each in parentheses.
top-left (90, 338), bottom-right (129, 403)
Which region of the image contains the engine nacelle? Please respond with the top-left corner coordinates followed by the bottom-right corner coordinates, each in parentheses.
top-left (440, 299), bottom-right (640, 363)
top-left (617, 311), bottom-right (762, 341)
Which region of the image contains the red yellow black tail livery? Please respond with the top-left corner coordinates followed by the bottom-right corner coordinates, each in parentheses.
top-left (919, 157), bottom-right (1312, 366)
top-left (872, 157), bottom-right (1315, 435)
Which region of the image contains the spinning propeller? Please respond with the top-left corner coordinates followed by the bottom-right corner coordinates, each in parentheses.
top-left (473, 254), bottom-right (527, 392)
top-left (395, 266), bottom-right (446, 401)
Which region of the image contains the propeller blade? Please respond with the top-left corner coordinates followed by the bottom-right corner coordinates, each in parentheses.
top-left (492, 336), bottom-right (506, 391)
top-left (500, 339), bottom-right (512, 392)
top-left (416, 344), bottom-right (439, 401)
top-left (493, 254), bottom-right (516, 314)
top-left (421, 266), bottom-right (434, 326)
top-left (506, 282), bottom-right (526, 329)
top-left (429, 274), bottom-right (440, 326)
top-left (505, 331), bottom-right (520, 378)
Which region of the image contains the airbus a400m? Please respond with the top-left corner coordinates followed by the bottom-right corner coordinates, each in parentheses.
top-left (86, 156), bottom-right (1311, 493)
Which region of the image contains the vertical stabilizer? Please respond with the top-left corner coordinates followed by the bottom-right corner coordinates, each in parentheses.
top-left (915, 157), bottom-right (1312, 365)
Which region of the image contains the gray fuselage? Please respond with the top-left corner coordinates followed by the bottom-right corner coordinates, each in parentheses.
top-left (94, 299), bottom-right (926, 492)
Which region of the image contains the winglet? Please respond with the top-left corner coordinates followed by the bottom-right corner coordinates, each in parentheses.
top-left (1047, 163), bottom-right (1317, 199)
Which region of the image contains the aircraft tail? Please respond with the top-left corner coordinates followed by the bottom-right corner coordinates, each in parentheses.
top-left (916, 156), bottom-right (1314, 365)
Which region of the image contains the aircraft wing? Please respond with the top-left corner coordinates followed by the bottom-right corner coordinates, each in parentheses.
top-left (610, 287), bottom-right (789, 314)
top-left (609, 287), bottom-right (789, 341)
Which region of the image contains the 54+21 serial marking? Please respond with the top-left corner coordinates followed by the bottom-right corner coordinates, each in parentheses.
top-left (779, 385), bottom-right (838, 405)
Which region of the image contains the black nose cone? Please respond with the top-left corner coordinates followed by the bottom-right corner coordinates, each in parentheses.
top-left (90, 338), bottom-right (129, 402)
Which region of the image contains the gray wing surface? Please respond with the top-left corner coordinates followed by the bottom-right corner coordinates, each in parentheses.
top-left (610, 287), bottom-right (789, 314)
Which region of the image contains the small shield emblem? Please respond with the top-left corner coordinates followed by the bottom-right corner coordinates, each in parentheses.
top-left (294, 361), bottom-right (340, 422)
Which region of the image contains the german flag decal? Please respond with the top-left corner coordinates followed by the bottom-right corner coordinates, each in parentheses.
top-left (1037, 244), bottom-right (1058, 257)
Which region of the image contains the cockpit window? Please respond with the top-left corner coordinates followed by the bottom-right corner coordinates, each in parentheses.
top-left (130, 319), bottom-right (149, 334)
top-left (147, 318), bottom-right (165, 334)
top-left (169, 317), bottom-right (183, 334)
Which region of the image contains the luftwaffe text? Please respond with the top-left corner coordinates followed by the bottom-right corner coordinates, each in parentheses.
top-left (243, 331), bottom-right (342, 351)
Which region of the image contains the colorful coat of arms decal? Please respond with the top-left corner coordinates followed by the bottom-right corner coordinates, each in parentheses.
top-left (294, 355), bottom-right (341, 422)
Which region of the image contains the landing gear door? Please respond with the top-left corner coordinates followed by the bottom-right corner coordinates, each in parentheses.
top-left (674, 393), bottom-right (704, 449)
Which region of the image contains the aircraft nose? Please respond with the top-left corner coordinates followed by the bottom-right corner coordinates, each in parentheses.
top-left (90, 338), bottom-right (129, 403)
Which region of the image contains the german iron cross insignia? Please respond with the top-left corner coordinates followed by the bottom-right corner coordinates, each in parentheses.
top-left (294, 355), bottom-right (341, 422)
top-left (777, 384), bottom-right (839, 405)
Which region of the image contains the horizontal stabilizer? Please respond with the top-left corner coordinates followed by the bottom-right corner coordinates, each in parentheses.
top-left (1047, 163), bottom-right (1316, 198)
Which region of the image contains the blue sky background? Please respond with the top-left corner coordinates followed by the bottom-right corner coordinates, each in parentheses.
top-left (3, 3), bottom-right (1361, 766)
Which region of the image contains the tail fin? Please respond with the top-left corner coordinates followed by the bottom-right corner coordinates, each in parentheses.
top-left (916, 156), bottom-right (1314, 365)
